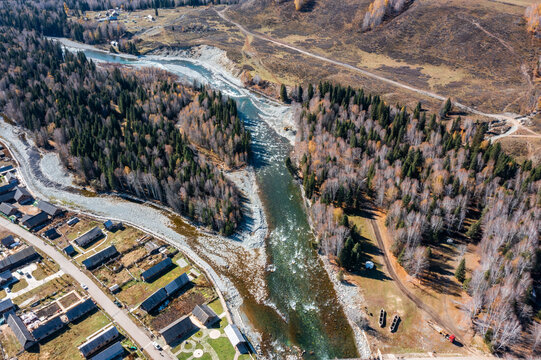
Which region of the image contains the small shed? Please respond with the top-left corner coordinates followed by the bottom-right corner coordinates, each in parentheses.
top-left (108, 284), bottom-right (120, 294)
top-left (1, 235), bottom-right (15, 248)
top-left (43, 228), bottom-right (60, 240)
top-left (63, 245), bottom-right (76, 257)
top-left (67, 217), bottom-right (80, 226)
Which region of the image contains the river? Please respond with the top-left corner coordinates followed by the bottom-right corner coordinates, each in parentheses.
top-left (1, 44), bottom-right (358, 359)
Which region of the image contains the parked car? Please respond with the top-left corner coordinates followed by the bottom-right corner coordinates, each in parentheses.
top-left (25, 273), bottom-right (31, 279)
top-left (152, 342), bottom-right (162, 351)
top-left (81, 283), bottom-right (88, 290)
top-left (114, 300), bottom-right (122, 308)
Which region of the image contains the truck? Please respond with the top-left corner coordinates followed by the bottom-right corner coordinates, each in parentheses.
top-left (427, 320), bottom-right (456, 343)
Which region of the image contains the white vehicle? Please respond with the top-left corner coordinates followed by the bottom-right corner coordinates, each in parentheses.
top-left (81, 283), bottom-right (88, 290)
top-left (152, 342), bottom-right (162, 351)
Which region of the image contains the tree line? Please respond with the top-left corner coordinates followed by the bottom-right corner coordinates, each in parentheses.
top-left (0, 30), bottom-right (251, 235)
top-left (288, 81), bottom-right (540, 352)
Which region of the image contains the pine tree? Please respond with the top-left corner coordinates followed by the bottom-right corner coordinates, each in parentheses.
top-left (280, 84), bottom-right (289, 103)
top-left (455, 258), bottom-right (466, 283)
top-left (439, 97), bottom-right (452, 118)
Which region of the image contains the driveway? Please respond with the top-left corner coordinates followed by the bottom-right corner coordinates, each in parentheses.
top-left (0, 217), bottom-right (173, 360)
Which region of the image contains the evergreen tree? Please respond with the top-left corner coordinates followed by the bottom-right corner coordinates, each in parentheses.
top-left (280, 84), bottom-right (289, 103)
top-left (455, 258), bottom-right (466, 283)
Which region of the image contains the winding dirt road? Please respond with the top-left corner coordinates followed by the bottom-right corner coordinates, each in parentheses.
top-left (216, 9), bottom-right (529, 123)
top-left (369, 219), bottom-right (466, 346)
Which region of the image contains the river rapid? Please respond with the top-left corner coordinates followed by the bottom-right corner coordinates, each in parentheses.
top-left (1, 41), bottom-right (358, 359)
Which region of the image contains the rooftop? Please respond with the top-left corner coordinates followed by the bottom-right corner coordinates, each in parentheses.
top-left (159, 315), bottom-right (196, 345)
top-left (140, 257), bottom-right (172, 282)
top-left (74, 227), bottom-right (104, 247)
top-left (82, 245), bottom-right (118, 270)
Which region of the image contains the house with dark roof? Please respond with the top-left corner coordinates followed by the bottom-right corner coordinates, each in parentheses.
top-left (32, 316), bottom-right (65, 341)
top-left (37, 201), bottom-right (62, 217)
top-left (140, 288), bottom-right (168, 313)
top-left (63, 244), bottom-right (76, 257)
top-left (164, 273), bottom-right (190, 297)
top-left (74, 227), bottom-right (104, 247)
top-left (14, 187), bottom-right (32, 204)
top-left (192, 304), bottom-right (218, 327)
top-left (225, 324), bottom-right (247, 352)
top-left (89, 341), bottom-right (124, 360)
top-left (0, 270), bottom-right (13, 286)
top-left (20, 212), bottom-right (49, 230)
top-left (67, 217), bottom-right (79, 226)
top-left (82, 245), bottom-right (118, 270)
top-left (7, 312), bottom-right (36, 349)
top-left (43, 228), bottom-right (60, 240)
top-left (159, 315), bottom-right (196, 345)
top-left (78, 325), bottom-right (119, 358)
top-left (0, 298), bottom-right (14, 315)
top-left (0, 181), bottom-right (17, 195)
top-left (1, 235), bottom-right (15, 248)
top-left (0, 190), bottom-right (16, 203)
top-left (0, 165), bottom-right (13, 174)
top-left (66, 298), bottom-right (96, 323)
top-left (103, 220), bottom-right (114, 231)
top-left (0, 246), bottom-right (39, 273)
top-left (0, 202), bottom-right (17, 216)
top-left (140, 257), bottom-right (172, 282)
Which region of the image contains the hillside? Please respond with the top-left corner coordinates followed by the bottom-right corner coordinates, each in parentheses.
top-left (228, 0), bottom-right (539, 115)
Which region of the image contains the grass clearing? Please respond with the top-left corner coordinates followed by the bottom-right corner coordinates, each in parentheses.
top-left (346, 213), bottom-right (467, 354)
top-left (11, 278), bottom-right (28, 292)
top-left (208, 336), bottom-right (235, 359)
top-left (13, 274), bottom-right (76, 307)
top-left (19, 311), bottom-right (111, 360)
top-left (0, 326), bottom-right (22, 357)
top-left (207, 298), bottom-right (223, 315)
top-left (32, 257), bottom-right (60, 280)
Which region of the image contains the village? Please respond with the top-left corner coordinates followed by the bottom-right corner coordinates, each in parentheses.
top-left (0, 142), bottom-right (253, 360)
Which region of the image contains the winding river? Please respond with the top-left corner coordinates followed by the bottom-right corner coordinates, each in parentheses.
top-left (1, 44), bottom-right (358, 359)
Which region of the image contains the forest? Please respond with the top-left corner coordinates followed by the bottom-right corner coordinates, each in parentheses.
top-left (0, 30), bottom-right (250, 235)
top-left (288, 81), bottom-right (541, 352)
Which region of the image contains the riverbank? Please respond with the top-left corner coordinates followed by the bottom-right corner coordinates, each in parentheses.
top-left (0, 117), bottom-right (261, 350)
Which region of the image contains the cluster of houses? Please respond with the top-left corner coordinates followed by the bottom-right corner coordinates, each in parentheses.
top-left (0, 170), bottom-right (64, 232)
top-left (0, 235), bottom-right (40, 290)
top-left (1, 294), bottom-right (125, 359)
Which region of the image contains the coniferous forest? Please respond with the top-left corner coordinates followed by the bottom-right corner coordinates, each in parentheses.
top-left (290, 82), bottom-right (540, 351)
top-left (0, 31), bottom-right (249, 235)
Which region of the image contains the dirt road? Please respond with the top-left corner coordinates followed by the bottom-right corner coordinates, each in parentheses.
top-left (216, 9), bottom-right (539, 129)
top-left (369, 219), bottom-right (466, 346)
top-left (0, 217), bottom-right (173, 360)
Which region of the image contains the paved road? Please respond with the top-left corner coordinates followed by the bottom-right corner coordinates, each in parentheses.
top-left (0, 217), bottom-right (173, 360)
top-left (369, 219), bottom-right (466, 347)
